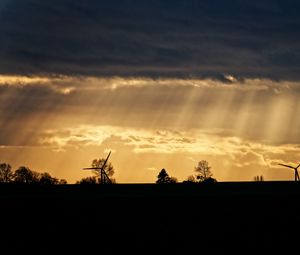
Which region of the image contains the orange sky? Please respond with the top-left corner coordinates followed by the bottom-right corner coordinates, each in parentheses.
top-left (0, 75), bottom-right (299, 183)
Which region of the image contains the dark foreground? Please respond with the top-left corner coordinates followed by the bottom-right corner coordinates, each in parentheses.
top-left (1, 182), bottom-right (300, 254)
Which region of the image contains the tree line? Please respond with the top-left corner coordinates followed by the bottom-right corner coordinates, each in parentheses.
top-left (77, 159), bottom-right (217, 184)
top-left (156, 160), bottom-right (217, 184)
top-left (0, 159), bottom-right (217, 185)
top-left (0, 163), bottom-right (67, 185)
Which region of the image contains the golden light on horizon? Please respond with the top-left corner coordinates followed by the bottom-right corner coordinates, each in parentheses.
top-left (1, 76), bottom-right (300, 183)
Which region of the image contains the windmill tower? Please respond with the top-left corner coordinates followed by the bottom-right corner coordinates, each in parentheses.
top-left (278, 163), bottom-right (300, 181)
top-left (83, 151), bottom-right (112, 184)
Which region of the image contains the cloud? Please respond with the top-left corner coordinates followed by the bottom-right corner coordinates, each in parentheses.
top-left (29, 124), bottom-right (300, 183)
top-left (1, 76), bottom-right (300, 146)
top-left (37, 125), bottom-right (300, 170)
top-left (1, 74), bottom-right (299, 91)
top-left (0, 1), bottom-right (300, 80)
top-left (1, 122), bottom-right (299, 182)
top-left (39, 126), bottom-right (117, 151)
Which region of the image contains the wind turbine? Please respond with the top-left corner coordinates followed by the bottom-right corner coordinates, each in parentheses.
top-left (83, 151), bottom-right (112, 184)
top-left (278, 163), bottom-right (300, 181)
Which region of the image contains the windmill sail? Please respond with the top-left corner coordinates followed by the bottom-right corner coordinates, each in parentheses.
top-left (82, 151), bottom-right (112, 184)
top-left (278, 163), bottom-right (295, 169)
top-left (278, 163), bottom-right (300, 181)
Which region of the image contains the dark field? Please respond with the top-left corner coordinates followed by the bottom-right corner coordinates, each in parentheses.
top-left (1, 182), bottom-right (300, 253)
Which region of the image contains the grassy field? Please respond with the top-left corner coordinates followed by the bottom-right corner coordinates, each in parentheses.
top-left (0, 182), bottom-right (299, 253)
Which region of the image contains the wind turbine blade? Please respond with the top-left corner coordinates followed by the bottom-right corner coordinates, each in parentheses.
top-left (83, 167), bottom-right (101, 170)
top-left (278, 163), bottom-right (295, 169)
top-left (100, 151), bottom-right (111, 171)
top-left (296, 164), bottom-right (300, 169)
top-left (296, 170), bottom-right (300, 181)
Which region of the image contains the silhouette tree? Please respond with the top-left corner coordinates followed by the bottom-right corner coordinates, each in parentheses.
top-left (76, 176), bottom-right (98, 185)
top-left (170, 177), bottom-right (177, 183)
top-left (91, 158), bottom-right (114, 182)
top-left (14, 166), bottom-right (40, 184)
top-left (76, 176), bottom-right (116, 184)
top-left (202, 177), bottom-right (217, 184)
top-left (0, 163), bottom-right (14, 183)
top-left (183, 175), bottom-right (197, 183)
top-left (1, 163), bottom-right (66, 185)
top-left (58, 179), bottom-right (68, 184)
top-left (39, 172), bottom-right (59, 185)
top-left (195, 160), bottom-right (213, 182)
top-left (156, 168), bottom-right (177, 184)
top-left (157, 168), bottom-right (168, 183)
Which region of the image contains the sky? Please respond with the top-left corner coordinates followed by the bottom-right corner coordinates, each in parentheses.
top-left (1, 0), bottom-right (300, 183)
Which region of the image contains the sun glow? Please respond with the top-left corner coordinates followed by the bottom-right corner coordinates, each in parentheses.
top-left (1, 76), bottom-right (300, 183)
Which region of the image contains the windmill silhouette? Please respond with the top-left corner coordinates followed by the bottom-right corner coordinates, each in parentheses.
top-left (278, 163), bottom-right (300, 181)
top-left (83, 151), bottom-right (112, 184)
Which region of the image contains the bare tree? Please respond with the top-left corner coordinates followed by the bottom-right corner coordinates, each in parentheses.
top-left (0, 163), bottom-right (14, 183)
top-left (195, 160), bottom-right (213, 182)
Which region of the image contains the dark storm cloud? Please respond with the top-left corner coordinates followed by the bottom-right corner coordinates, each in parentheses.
top-left (1, 0), bottom-right (300, 79)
